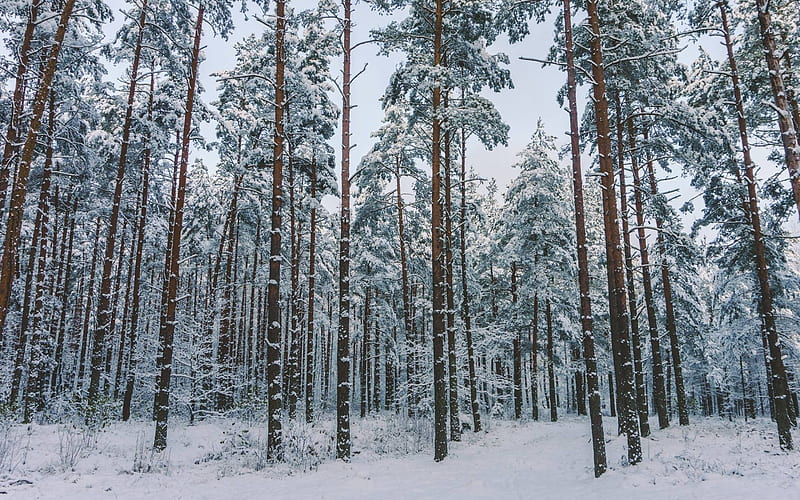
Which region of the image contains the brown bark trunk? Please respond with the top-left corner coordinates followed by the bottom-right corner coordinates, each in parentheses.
top-left (153, 6), bottom-right (203, 450)
top-left (0, 0), bottom-right (78, 350)
top-left (444, 124), bottom-right (460, 440)
top-left (89, 0), bottom-right (149, 405)
top-left (587, 0), bottom-right (641, 464)
top-left (336, 0), bottom-right (353, 461)
top-left (722, 4), bottom-right (793, 449)
top-left (754, 0), bottom-right (800, 221)
top-left (614, 96), bottom-right (650, 437)
top-left (643, 142), bottom-right (688, 426)
top-left (459, 127), bottom-right (481, 432)
top-left (0, 0), bottom-right (39, 220)
top-left (431, 0), bottom-right (448, 462)
top-left (511, 263), bottom-right (522, 420)
top-left (628, 119), bottom-right (668, 429)
top-left (265, 0), bottom-right (286, 459)
top-left (122, 68), bottom-right (155, 421)
top-left (305, 158), bottom-right (317, 423)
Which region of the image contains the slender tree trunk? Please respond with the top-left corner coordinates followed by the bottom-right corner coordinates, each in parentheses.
top-left (23, 99), bottom-right (56, 419)
top-left (153, 5), bottom-right (203, 450)
top-left (88, 0), bottom-right (150, 407)
top-left (336, 0), bottom-right (353, 461)
top-left (265, 0), bottom-right (286, 459)
top-left (547, 297), bottom-right (557, 422)
top-left (0, 0), bottom-right (78, 346)
top-left (217, 176), bottom-right (242, 411)
top-left (51, 197), bottom-right (77, 394)
top-left (458, 128), bottom-right (481, 432)
top-left (753, 0), bottom-right (800, 220)
top-left (563, 0), bottom-right (606, 475)
top-left (627, 119), bottom-right (669, 430)
top-left (122, 68), bottom-right (155, 421)
top-left (0, 0), bottom-right (39, 220)
top-left (431, 0), bottom-right (448, 462)
top-left (531, 294), bottom-right (539, 421)
top-left (75, 220), bottom-right (101, 394)
top-left (643, 144), bottom-right (688, 426)
top-left (512, 263), bottom-right (522, 420)
top-left (586, 0), bottom-right (641, 464)
top-left (288, 151), bottom-right (300, 419)
top-left (608, 372), bottom-right (616, 417)
top-left (395, 157), bottom-right (415, 418)
top-left (444, 127), bottom-right (460, 440)
top-left (305, 158), bottom-right (317, 423)
top-left (361, 288), bottom-right (370, 417)
top-left (614, 97), bottom-right (650, 437)
top-left (722, 5), bottom-right (793, 449)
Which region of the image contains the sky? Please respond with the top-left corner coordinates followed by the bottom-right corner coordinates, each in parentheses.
top-left (102, 0), bottom-right (797, 237)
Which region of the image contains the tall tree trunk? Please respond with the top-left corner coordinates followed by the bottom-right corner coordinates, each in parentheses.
top-left (265, 0), bottom-right (286, 460)
top-left (643, 141), bottom-right (688, 426)
top-left (753, 0), bottom-right (800, 220)
top-left (531, 294), bottom-right (539, 422)
top-left (306, 158), bottom-right (317, 423)
top-left (722, 4), bottom-right (793, 449)
top-left (431, 0), bottom-right (448, 463)
top-left (395, 157), bottom-right (415, 417)
top-left (459, 128), bottom-right (481, 432)
top-left (153, 5), bottom-right (203, 450)
top-left (614, 97), bottom-right (650, 437)
top-left (217, 176), bottom-right (242, 411)
top-left (628, 119), bottom-right (669, 429)
top-left (512, 263), bottom-right (522, 420)
top-left (564, 0), bottom-right (606, 475)
top-left (0, 0), bottom-right (39, 220)
top-left (586, 0), bottom-right (641, 464)
top-left (23, 98), bottom-right (56, 420)
top-left (547, 297), bottom-right (557, 422)
top-left (288, 149), bottom-right (300, 419)
top-left (122, 68), bottom-right (155, 421)
top-left (88, 0), bottom-right (150, 407)
top-left (0, 0), bottom-right (78, 347)
top-left (77, 219), bottom-right (102, 392)
top-left (444, 126), bottom-right (460, 440)
top-left (361, 288), bottom-right (370, 417)
top-left (336, 0), bottom-right (353, 461)
top-left (51, 197), bottom-right (77, 394)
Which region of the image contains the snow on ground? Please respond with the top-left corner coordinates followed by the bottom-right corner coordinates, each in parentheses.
top-left (2, 415), bottom-right (799, 499)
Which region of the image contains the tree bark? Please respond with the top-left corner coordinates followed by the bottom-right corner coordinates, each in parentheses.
top-left (722, 4), bottom-right (793, 449)
top-left (305, 158), bottom-right (317, 423)
top-left (265, 0), bottom-right (286, 459)
top-left (628, 119), bottom-right (669, 430)
top-left (0, 0), bottom-right (78, 347)
top-left (753, 0), bottom-right (800, 220)
top-left (153, 5), bottom-right (203, 451)
top-left (614, 96), bottom-right (650, 437)
top-left (122, 68), bottom-right (155, 421)
top-left (459, 128), bottom-right (481, 432)
top-left (431, 0), bottom-right (448, 463)
top-left (643, 142), bottom-right (688, 426)
top-left (512, 263), bottom-right (522, 420)
top-left (88, 0), bottom-right (150, 407)
top-left (543, 297), bottom-right (555, 422)
top-left (0, 0), bottom-right (39, 221)
top-left (586, 0), bottom-right (641, 464)
top-left (336, 0), bottom-right (353, 461)
top-left (564, 0), bottom-right (606, 475)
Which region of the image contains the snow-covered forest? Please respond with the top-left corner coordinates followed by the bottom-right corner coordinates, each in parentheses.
top-left (1, 0), bottom-right (800, 497)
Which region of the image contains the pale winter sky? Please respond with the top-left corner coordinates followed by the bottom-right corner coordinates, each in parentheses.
top-left (99, 0), bottom-right (798, 236)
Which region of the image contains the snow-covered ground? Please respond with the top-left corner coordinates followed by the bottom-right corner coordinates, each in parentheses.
top-left (3, 415), bottom-right (798, 499)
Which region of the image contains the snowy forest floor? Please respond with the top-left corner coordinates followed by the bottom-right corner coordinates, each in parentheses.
top-left (3, 414), bottom-right (799, 499)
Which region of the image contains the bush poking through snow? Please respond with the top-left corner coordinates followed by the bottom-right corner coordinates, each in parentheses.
top-left (132, 431), bottom-right (170, 474)
top-left (57, 424), bottom-right (96, 472)
top-left (0, 419), bottom-right (27, 473)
